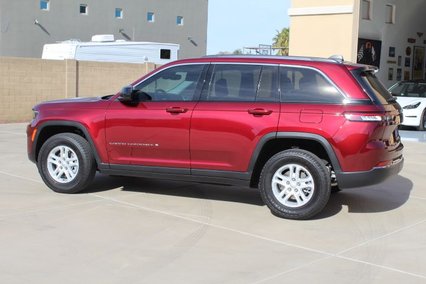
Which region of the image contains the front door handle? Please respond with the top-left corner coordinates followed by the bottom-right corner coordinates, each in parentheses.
top-left (248, 108), bottom-right (273, 116)
top-left (166, 107), bottom-right (188, 114)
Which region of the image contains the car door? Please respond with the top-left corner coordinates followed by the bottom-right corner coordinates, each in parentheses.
top-left (190, 63), bottom-right (281, 173)
top-left (105, 63), bottom-right (206, 169)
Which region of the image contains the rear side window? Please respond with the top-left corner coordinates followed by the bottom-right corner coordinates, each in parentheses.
top-left (280, 66), bottom-right (343, 103)
top-left (204, 64), bottom-right (278, 102)
top-left (352, 69), bottom-right (395, 104)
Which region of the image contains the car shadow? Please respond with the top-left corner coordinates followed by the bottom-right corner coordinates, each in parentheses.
top-left (83, 174), bottom-right (413, 219)
top-left (83, 174), bottom-right (264, 206)
top-left (314, 175), bottom-right (413, 219)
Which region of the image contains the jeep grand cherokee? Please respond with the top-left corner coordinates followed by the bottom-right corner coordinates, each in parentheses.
top-left (27, 55), bottom-right (404, 219)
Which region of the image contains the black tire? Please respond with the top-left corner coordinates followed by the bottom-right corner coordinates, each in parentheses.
top-left (259, 149), bottom-right (331, 220)
top-left (418, 109), bottom-right (426, 131)
top-left (37, 133), bottom-right (96, 193)
top-left (331, 185), bottom-right (341, 193)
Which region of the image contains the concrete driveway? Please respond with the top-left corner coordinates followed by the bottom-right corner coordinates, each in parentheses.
top-left (1, 123), bottom-right (425, 284)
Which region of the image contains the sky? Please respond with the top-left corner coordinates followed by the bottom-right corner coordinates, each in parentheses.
top-left (207, 0), bottom-right (291, 55)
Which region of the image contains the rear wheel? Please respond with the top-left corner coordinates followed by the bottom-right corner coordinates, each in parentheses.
top-left (418, 109), bottom-right (426, 131)
top-left (259, 149), bottom-right (331, 220)
top-left (38, 133), bottom-right (96, 193)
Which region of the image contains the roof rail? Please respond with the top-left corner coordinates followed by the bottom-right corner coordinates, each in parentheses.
top-left (329, 54), bottom-right (344, 63)
top-left (203, 54), bottom-right (345, 64)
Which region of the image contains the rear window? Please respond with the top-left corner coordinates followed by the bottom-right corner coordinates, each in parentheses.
top-left (352, 69), bottom-right (395, 104)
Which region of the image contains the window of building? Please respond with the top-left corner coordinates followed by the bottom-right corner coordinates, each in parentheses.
top-left (160, 49), bottom-right (171, 59)
top-left (40, 0), bottom-right (49, 11)
top-left (361, 0), bottom-right (372, 20)
top-left (176, 16), bottom-right (184, 26)
top-left (385, 4), bottom-right (396, 24)
top-left (147, 12), bottom-right (155, 22)
top-left (115, 8), bottom-right (123, 19)
top-left (80, 4), bottom-right (88, 15)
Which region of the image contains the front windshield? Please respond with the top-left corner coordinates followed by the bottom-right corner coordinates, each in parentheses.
top-left (389, 82), bottom-right (426, 98)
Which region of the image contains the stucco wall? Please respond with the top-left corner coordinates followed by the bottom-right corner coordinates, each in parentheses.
top-left (0, 57), bottom-right (155, 123)
top-left (289, 0), bottom-right (426, 87)
top-left (289, 0), bottom-right (359, 62)
top-left (359, 0), bottom-right (426, 87)
top-left (289, 14), bottom-right (356, 61)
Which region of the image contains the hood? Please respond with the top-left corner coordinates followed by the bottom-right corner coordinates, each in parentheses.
top-left (34, 95), bottom-right (114, 111)
top-left (395, 96), bottom-right (424, 107)
top-left (43, 95), bottom-right (112, 104)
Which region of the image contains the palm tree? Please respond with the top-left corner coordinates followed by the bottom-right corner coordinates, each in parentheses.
top-left (273, 28), bottom-right (290, 56)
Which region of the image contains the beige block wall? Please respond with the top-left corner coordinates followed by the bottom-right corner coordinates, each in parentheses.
top-left (289, 0), bottom-right (360, 62)
top-left (0, 57), bottom-right (155, 123)
top-left (77, 61), bottom-right (155, 97)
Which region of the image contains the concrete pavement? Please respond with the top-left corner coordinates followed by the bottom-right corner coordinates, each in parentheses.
top-left (0, 123), bottom-right (425, 284)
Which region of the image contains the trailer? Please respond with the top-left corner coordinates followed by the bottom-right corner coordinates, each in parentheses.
top-left (42, 35), bottom-right (179, 65)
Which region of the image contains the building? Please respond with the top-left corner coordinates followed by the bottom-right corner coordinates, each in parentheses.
top-left (289, 0), bottom-right (426, 87)
top-left (0, 0), bottom-right (208, 59)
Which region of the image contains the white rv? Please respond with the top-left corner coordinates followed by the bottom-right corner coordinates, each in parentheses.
top-left (42, 35), bottom-right (179, 65)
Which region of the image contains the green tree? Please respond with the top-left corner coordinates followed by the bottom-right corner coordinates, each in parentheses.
top-left (273, 28), bottom-right (290, 56)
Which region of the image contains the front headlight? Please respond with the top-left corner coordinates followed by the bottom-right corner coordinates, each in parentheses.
top-left (403, 102), bottom-right (420, 109)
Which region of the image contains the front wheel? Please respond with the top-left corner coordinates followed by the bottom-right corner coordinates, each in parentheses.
top-left (259, 149), bottom-right (331, 220)
top-left (37, 133), bottom-right (96, 193)
top-left (418, 109), bottom-right (426, 131)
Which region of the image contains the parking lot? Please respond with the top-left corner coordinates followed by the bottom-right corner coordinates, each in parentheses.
top-left (0, 123), bottom-right (425, 284)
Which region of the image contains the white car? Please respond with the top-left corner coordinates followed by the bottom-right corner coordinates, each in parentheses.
top-left (389, 80), bottom-right (426, 130)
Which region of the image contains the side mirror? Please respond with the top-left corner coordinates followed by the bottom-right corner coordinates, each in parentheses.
top-left (118, 85), bottom-right (134, 103)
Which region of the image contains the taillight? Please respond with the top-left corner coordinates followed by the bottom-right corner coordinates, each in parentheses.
top-left (344, 113), bottom-right (385, 122)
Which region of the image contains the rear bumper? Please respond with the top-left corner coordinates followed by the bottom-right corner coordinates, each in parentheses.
top-left (401, 114), bottom-right (420, 127)
top-left (336, 156), bottom-right (404, 189)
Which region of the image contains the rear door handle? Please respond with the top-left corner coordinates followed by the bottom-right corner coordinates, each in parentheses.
top-left (166, 107), bottom-right (188, 114)
top-left (248, 108), bottom-right (273, 116)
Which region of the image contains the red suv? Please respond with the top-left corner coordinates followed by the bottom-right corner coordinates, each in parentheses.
top-left (27, 55), bottom-right (404, 219)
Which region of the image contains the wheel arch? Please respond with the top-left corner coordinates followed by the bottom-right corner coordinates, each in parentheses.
top-left (248, 132), bottom-right (342, 188)
top-left (33, 121), bottom-right (102, 167)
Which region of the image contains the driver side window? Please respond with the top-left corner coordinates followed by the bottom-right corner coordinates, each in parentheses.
top-left (134, 64), bottom-right (205, 101)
